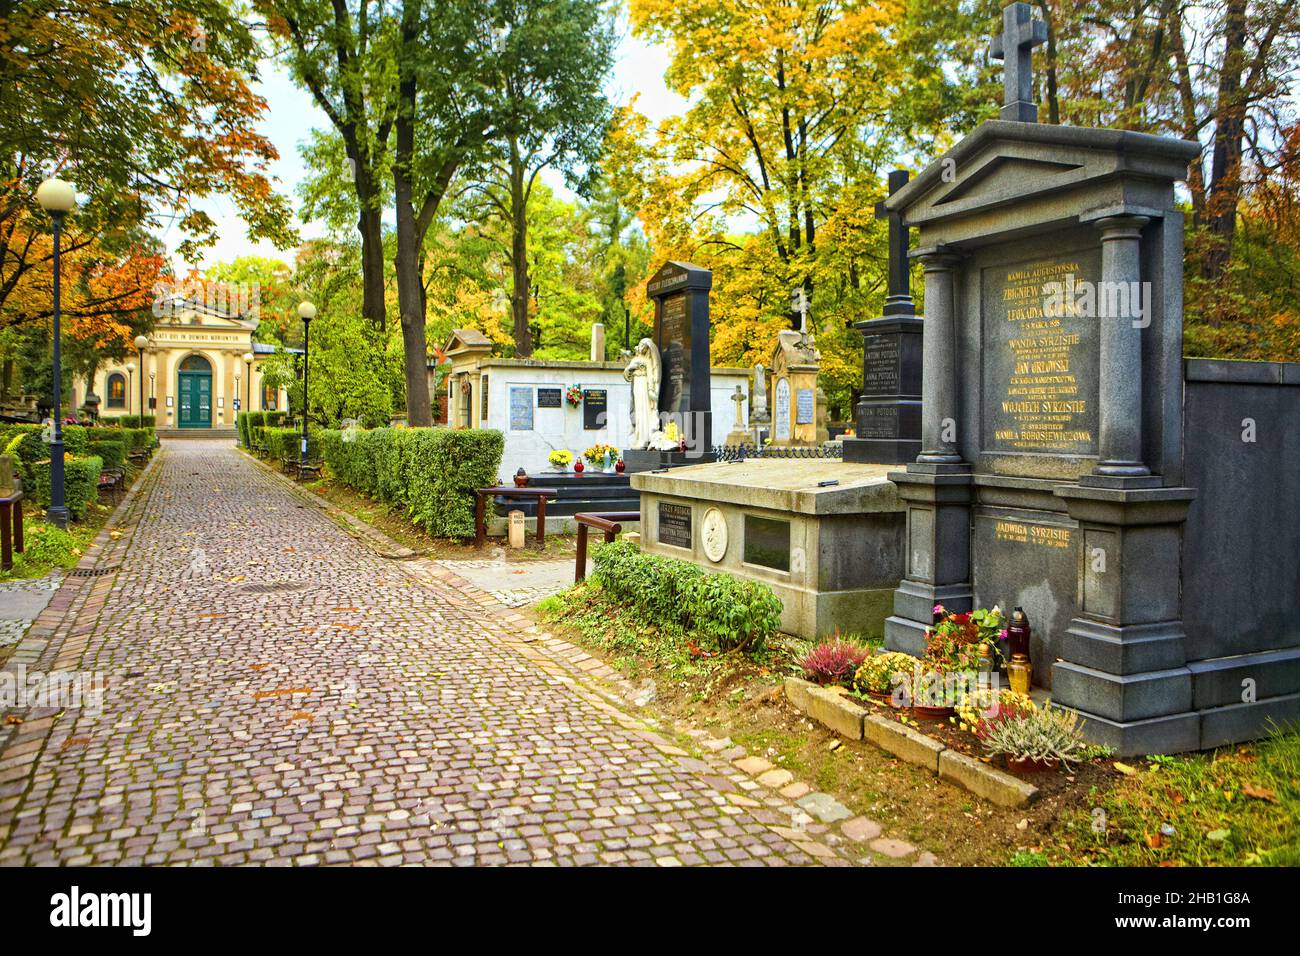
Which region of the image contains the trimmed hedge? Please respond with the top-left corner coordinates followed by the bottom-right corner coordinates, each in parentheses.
top-left (87, 437), bottom-right (128, 471)
top-left (590, 539), bottom-right (783, 652)
top-left (25, 454), bottom-right (103, 520)
top-left (112, 414), bottom-right (156, 428)
top-left (240, 411), bottom-right (288, 451)
top-left (262, 426), bottom-right (321, 461)
top-left (0, 423), bottom-right (90, 464)
top-left (321, 427), bottom-right (503, 539)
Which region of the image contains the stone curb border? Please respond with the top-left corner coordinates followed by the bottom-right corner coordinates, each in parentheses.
top-left (0, 449), bottom-right (165, 792)
top-left (785, 677), bottom-right (1039, 809)
top-left (245, 453), bottom-right (948, 865)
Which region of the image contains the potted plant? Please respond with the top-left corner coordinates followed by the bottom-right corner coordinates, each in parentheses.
top-left (852, 651), bottom-right (915, 706)
top-left (547, 449), bottom-right (574, 471)
top-left (980, 701), bottom-right (1090, 773)
top-left (584, 443), bottom-right (618, 472)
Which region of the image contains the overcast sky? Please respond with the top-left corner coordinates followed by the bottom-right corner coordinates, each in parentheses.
top-left (160, 28), bottom-right (684, 276)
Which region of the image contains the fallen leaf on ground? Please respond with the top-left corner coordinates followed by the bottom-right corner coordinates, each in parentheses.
top-left (1242, 784), bottom-right (1277, 802)
top-left (1113, 761), bottom-right (1139, 776)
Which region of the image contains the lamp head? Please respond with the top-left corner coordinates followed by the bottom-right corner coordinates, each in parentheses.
top-left (126, 362), bottom-right (136, 373)
top-left (243, 351), bottom-right (254, 365)
top-left (133, 334), bottom-right (149, 351)
top-left (36, 178), bottom-right (77, 214)
top-left (297, 301), bottom-right (316, 322)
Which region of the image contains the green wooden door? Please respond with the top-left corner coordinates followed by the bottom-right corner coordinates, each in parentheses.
top-left (177, 357), bottom-right (212, 428)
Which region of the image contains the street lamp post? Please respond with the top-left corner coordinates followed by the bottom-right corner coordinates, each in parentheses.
top-left (297, 301), bottom-right (315, 471)
top-left (243, 352), bottom-right (253, 448)
top-left (133, 334), bottom-right (149, 423)
top-left (36, 177), bottom-right (77, 530)
top-left (126, 362), bottom-right (135, 416)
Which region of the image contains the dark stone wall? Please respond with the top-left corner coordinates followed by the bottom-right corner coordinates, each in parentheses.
top-left (1182, 359), bottom-right (1300, 662)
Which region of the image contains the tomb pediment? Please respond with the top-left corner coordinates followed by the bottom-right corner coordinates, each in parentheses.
top-left (888, 121), bottom-right (1200, 236)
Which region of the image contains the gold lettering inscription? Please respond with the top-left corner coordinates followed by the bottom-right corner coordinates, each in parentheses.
top-left (993, 259), bottom-right (1094, 453)
top-left (994, 521), bottom-right (1072, 549)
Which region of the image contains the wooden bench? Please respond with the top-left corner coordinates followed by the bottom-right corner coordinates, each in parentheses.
top-left (0, 489), bottom-right (23, 571)
top-left (97, 466), bottom-right (125, 503)
top-left (474, 486), bottom-right (559, 549)
top-left (573, 511), bottom-right (640, 583)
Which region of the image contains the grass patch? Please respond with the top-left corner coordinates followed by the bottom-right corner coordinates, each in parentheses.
top-left (0, 499), bottom-right (118, 583)
top-left (1041, 727), bottom-right (1300, 866)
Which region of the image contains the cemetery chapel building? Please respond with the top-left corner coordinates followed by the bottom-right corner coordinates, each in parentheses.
top-left (81, 301), bottom-right (289, 432)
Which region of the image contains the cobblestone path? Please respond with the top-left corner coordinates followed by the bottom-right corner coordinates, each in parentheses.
top-left (0, 441), bottom-right (858, 866)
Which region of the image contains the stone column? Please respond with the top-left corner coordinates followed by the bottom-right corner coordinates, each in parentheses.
top-left (1093, 215), bottom-right (1150, 478)
top-left (916, 249), bottom-right (963, 465)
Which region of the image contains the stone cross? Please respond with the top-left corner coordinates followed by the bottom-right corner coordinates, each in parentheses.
top-left (791, 287), bottom-right (809, 333)
top-left (989, 2), bottom-right (1047, 123)
top-left (731, 384), bottom-right (746, 421)
top-left (874, 169), bottom-right (914, 316)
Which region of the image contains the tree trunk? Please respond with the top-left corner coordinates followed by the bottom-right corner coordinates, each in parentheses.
top-left (358, 204), bottom-right (387, 330)
top-left (1168, 7), bottom-right (1206, 225)
top-left (1203, 0), bottom-right (1248, 281)
top-left (393, 6), bottom-right (432, 427)
top-left (510, 137), bottom-right (533, 357)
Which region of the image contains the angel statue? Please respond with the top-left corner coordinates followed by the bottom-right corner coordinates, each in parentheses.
top-left (623, 337), bottom-right (661, 449)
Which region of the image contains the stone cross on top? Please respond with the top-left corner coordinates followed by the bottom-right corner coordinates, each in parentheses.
top-left (990, 2), bottom-right (1047, 123)
top-left (874, 169), bottom-right (914, 316)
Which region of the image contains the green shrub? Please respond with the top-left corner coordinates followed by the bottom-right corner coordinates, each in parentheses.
top-left (321, 426), bottom-right (503, 538)
top-left (87, 437), bottom-right (127, 471)
top-left (590, 539), bottom-right (782, 651)
top-left (111, 414), bottom-right (155, 428)
top-left (24, 454), bottom-right (103, 520)
top-left (0, 423), bottom-right (89, 463)
top-left (118, 427), bottom-right (153, 451)
top-left (263, 426), bottom-right (321, 461)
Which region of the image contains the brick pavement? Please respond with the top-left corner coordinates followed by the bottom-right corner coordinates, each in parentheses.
top-left (0, 440), bottom-right (873, 866)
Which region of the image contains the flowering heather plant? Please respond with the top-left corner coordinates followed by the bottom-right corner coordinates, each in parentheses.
top-left (801, 641), bottom-right (869, 687)
top-left (981, 701), bottom-right (1090, 768)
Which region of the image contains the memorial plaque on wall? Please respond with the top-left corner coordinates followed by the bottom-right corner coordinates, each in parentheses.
top-left (509, 387), bottom-right (534, 431)
top-left (657, 502), bottom-right (692, 549)
top-left (536, 387), bottom-right (562, 408)
top-left (774, 379), bottom-right (791, 441)
top-left (795, 388), bottom-right (814, 425)
top-left (982, 251), bottom-right (1102, 457)
top-left (658, 292), bottom-right (690, 413)
top-left (861, 338), bottom-right (900, 396)
top-left (582, 389), bottom-right (608, 429)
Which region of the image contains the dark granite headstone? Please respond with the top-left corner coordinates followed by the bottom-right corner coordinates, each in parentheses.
top-left (625, 261), bottom-right (716, 471)
top-left (843, 169), bottom-right (923, 464)
top-left (536, 388), bottom-right (562, 408)
top-left (877, 4), bottom-right (1208, 754)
